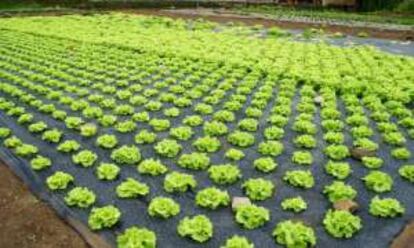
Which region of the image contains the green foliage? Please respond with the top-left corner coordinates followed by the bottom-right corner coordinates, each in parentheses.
top-left (177, 215), bottom-right (213, 243)
top-left (96, 134), bottom-right (118, 149)
top-left (208, 164), bottom-right (241, 185)
top-left (117, 226), bottom-right (156, 248)
top-left (137, 159), bottom-right (168, 176)
top-left (225, 148), bottom-right (245, 161)
top-left (363, 171), bottom-right (393, 193)
top-left (323, 181), bottom-right (357, 203)
top-left (28, 121), bottom-right (47, 133)
top-left (116, 178), bottom-right (149, 198)
top-left (195, 187), bottom-right (230, 209)
top-left (235, 204), bottom-right (270, 229)
top-left (281, 197), bottom-right (307, 213)
top-left (132, 111), bottom-right (150, 122)
top-left (273, 220), bottom-right (316, 247)
top-left (57, 140), bottom-right (80, 153)
top-left (42, 129), bottom-right (62, 143)
top-left (0, 127), bottom-right (11, 138)
top-left (183, 115), bottom-right (203, 127)
top-left (292, 151), bottom-right (313, 165)
top-left (264, 126), bottom-right (284, 140)
top-left (46, 171), bottom-right (74, 190)
top-left (149, 118), bottom-right (170, 132)
top-left (353, 138), bottom-right (378, 151)
top-left (4, 136), bottom-right (22, 148)
top-left (292, 120), bottom-right (316, 134)
top-left (324, 145), bottom-right (349, 160)
top-left (96, 163), bottom-right (120, 180)
top-left (164, 107), bottom-right (180, 117)
top-left (203, 121), bottom-right (228, 136)
top-left (115, 120), bottom-right (136, 133)
top-left (253, 157), bottom-right (277, 173)
top-left (361, 157), bottom-right (383, 169)
top-left (65, 116), bottom-right (83, 129)
top-left (323, 132), bottom-right (344, 144)
top-left (369, 196), bottom-right (405, 218)
top-left (98, 115), bottom-right (117, 127)
top-left (391, 147), bottom-right (411, 160)
top-left (399, 165), bottom-right (414, 182)
top-left (258, 141), bottom-right (284, 157)
top-left (72, 150), bottom-right (98, 167)
top-left (30, 155), bottom-right (51, 170)
top-left (294, 135), bottom-right (316, 149)
top-left (193, 136), bottom-right (221, 153)
top-left (194, 103), bottom-right (213, 115)
top-left (88, 205), bottom-right (121, 230)
top-left (325, 161), bottom-right (351, 180)
top-left (80, 123), bottom-right (97, 137)
top-left (221, 235), bottom-right (254, 248)
top-left (164, 171), bottom-right (197, 193)
top-left (178, 152), bottom-right (210, 170)
top-left (242, 178), bottom-right (274, 201)
top-left (155, 139), bottom-right (182, 158)
top-left (135, 130), bottom-right (157, 144)
top-left (323, 210), bottom-right (362, 239)
top-left (111, 145), bottom-right (141, 165)
top-left (238, 118), bottom-right (259, 132)
top-left (18, 113), bottom-right (33, 124)
top-left (213, 110), bottom-right (235, 123)
top-left (227, 131), bottom-right (255, 147)
top-left (169, 126), bottom-right (193, 140)
top-left (148, 197), bottom-right (180, 219)
top-left (64, 187), bottom-right (96, 208)
top-left (283, 170), bottom-right (314, 189)
top-left (15, 144), bottom-right (38, 157)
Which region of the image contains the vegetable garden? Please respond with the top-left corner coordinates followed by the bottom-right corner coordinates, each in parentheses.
top-left (0, 13), bottom-right (414, 248)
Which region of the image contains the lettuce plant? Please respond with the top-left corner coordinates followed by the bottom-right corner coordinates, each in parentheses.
top-left (281, 197), bottom-right (307, 213)
top-left (323, 210), bottom-right (362, 238)
top-left (221, 235), bottom-right (254, 248)
top-left (72, 150), bottom-right (98, 167)
top-left (227, 131), bottom-right (255, 147)
top-left (183, 115), bottom-right (203, 127)
top-left (193, 136), bottom-right (221, 153)
top-left (264, 126), bottom-right (284, 140)
top-left (361, 157), bottom-right (383, 169)
top-left (292, 120), bottom-right (316, 134)
top-left (325, 161), bottom-right (351, 180)
top-left (213, 110), bottom-right (235, 123)
top-left (283, 170), bottom-right (314, 189)
top-left (391, 147), bottom-right (411, 160)
top-left (114, 104), bottom-right (134, 116)
top-left (267, 115), bottom-right (288, 127)
top-left (258, 141), bottom-right (284, 157)
top-left (64, 187), bottom-right (96, 208)
top-left (383, 132), bottom-right (406, 146)
top-left (17, 113), bottom-right (33, 124)
top-left (115, 120), bottom-right (136, 133)
top-left (46, 171), bottom-right (74, 190)
top-left (116, 178), bottom-right (149, 198)
top-left (83, 106), bottom-right (103, 118)
top-left (164, 171), bottom-right (197, 193)
top-left (194, 103), bottom-right (213, 115)
top-left (324, 145), bottom-right (349, 160)
top-left (208, 164), bottom-right (241, 185)
top-left (57, 140), bottom-right (80, 153)
top-left (155, 139), bottom-right (182, 158)
top-left (117, 226), bottom-right (156, 248)
top-left (196, 187), bottom-right (230, 209)
top-left (399, 165), bottom-right (414, 182)
top-left (137, 159), bottom-right (168, 176)
top-left (148, 197), bottom-right (180, 219)
top-left (170, 126), bottom-right (193, 141)
top-left (111, 145), bottom-right (141, 165)
top-left (80, 123), bottom-right (97, 137)
top-left (321, 120), bottom-right (344, 132)
top-left (242, 178), bottom-right (274, 201)
top-left (177, 215), bottom-right (213, 243)
top-left (65, 116), bottom-right (83, 129)
top-left (129, 95), bottom-right (147, 106)
top-left (30, 155), bottom-right (51, 170)
top-left (42, 129), bottom-right (62, 143)
top-left (369, 196), bottom-right (405, 218)
top-left (98, 115), bottom-right (117, 127)
top-left (323, 132), bottom-right (344, 144)
top-left (96, 134), bottom-right (118, 149)
top-left (362, 171), bottom-right (393, 193)
top-left (294, 135), bottom-right (316, 149)
top-left (323, 181), bottom-right (357, 203)
top-left (149, 118), bottom-right (170, 132)
top-left (96, 163), bottom-right (120, 180)
top-left (4, 136), bottom-right (22, 148)
top-left (253, 157), bottom-right (277, 173)
top-left (15, 144), bottom-right (38, 157)
top-left (28, 121), bottom-right (48, 133)
top-left (351, 125), bottom-right (373, 139)
top-left (238, 118), bottom-right (258, 132)
top-left (88, 205), bottom-right (121, 230)
top-left (178, 152), bottom-right (210, 170)
top-left (135, 130), bottom-right (157, 144)
top-left (273, 220), bottom-right (316, 247)
top-left (164, 107), bottom-right (180, 117)
top-left (145, 101), bottom-right (163, 112)
top-left (203, 121), bottom-right (228, 136)
top-left (353, 138), bottom-right (378, 151)
top-left (0, 127), bottom-right (11, 138)
top-left (292, 151), bottom-right (313, 165)
top-left (235, 204), bottom-right (270, 229)
top-left (225, 148), bottom-right (245, 161)
top-left (132, 111), bottom-right (150, 122)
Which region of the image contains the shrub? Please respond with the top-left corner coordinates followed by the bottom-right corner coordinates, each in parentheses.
top-left (116, 178), bottom-right (149, 198)
top-left (252, 156), bottom-right (277, 175)
top-left (148, 197), bottom-right (180, 219)
top-left (196, 187), bottom-right (230, 209)
top-left (96, 163), bottom-right (120, 180)
top-left (72, 150), bottom-right (98, 167)
top-left (258, 141), bottom-right (284, 157)
top-left (65, 117), bottom-right (83, 129)
top-left (0, 127), bottom-right (11, 138)
top-left (4, 136), bottom-right (22, 148)
top-left (30, 155), bottom-right (51, 170)
top-left (324, 145), bottom-right (349, 160)
top-left (325, 161), bottom-right (351, 180)
top-left (235, 204), bottom-right (270, 229)
top-left (155, 139), bottom-right (182, 158)
top-left (273, 220), bottom-right (316, 247)
top-left (283, 170), bottom-right (314, 189)
top-left (177, 215), bottom-right (213, 243)
top-left (227, 131), bottom-right (255, 147)
top-left (164, 171), bottom-right (197, 193)
top-left (137, 159), bottom-right (168, 176)
top-left (363, 171), bottom-right (393, 193)
top-left (135, 130), bottom-right (157, 144)
top-left (28, 121), bottom-right (47, 133)
top-left (88, 205), bottom-right (121, 230)
top-left (225, 148), bottom-right (245, 161)
top-left (208, 164), bottom-right (241, 185)
top-left (399, 165), bottom-right (414, 182)
top-left (149, 118), bottom-right (170, 132)
top-left (183, 115), bottom-right (203, 127)
top-left (57, 140), bottom-right (80, 153)
top-left (294, 135), bottom-right (316, 149)
top-left (80, 123), bottom-right (97, 137)
top-left (170, 126), bottom-right (193, 140)
top-left (16, 144), bottom-right (38, 157)
top-left (221, 236), bottom-right (254, 248)
top-left (292, 151), bottom-right (313, 165)
top-left (178, 152), bottom-right (210, 170)
top-left (323, 181), bottom-right (357, 203)
top-left (391, 147), bottom-right (411, 160)
top-left (65, 187), bottom-right (96, 208)
top-left (46, 171), bottom-right (74, 190)
top-left (111, 145), bottom-right (141, 165)
top-left (193, 136), bottom-right (221, 153)
top-left (281, 197), bottom-right (307, 213)
top-left (115, 120), bottom-right (136, 133)
top-left (242, 178), bottom-right (274, 201)
top-left (204, 121), bottom-right (228, 136)
top-left (323, 210), bottom-right (362, 239)
top-left (96, 134), bottom-right (118, 149)
top-left (264, 126), bottom-right (284, 140)
top-left (42, 129), bottom-right (62, 143)
top-left (369, 196), bottom-right (405, 218)
top-left (361, 157), bottom-right (383, 169)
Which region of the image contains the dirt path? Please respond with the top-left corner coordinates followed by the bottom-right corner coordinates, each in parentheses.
top-left (0, 162), bottom-right (88, 248)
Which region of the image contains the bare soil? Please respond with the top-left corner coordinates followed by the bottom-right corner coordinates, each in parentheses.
top-left (0, 162), bottom-right (88, 248)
